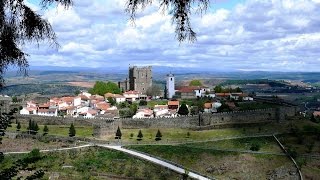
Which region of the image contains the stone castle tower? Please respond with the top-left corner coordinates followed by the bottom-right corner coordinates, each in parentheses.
top-left (128, 66), bottom-right (152, 94)
top-left (166, 73), bottom-right (175, 99)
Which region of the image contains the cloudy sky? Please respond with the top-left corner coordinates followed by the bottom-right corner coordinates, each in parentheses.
top-left (25, 0), bottom-right (320, 72)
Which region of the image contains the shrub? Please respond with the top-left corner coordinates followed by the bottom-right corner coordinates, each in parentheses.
top-left (250, 142), bottom-right (261, 151)
top-left (137, 130), bottom-right (143, 141)
top-left (155, 129), bottom-right (162, 141)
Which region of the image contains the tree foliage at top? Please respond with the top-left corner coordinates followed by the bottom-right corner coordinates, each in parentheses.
top-left (115, 126), bottom-right (122, 139)
top-left (126, 0), bottom-right (209, 42)
top-left (0, 0), bottom-right (72, 86)
top-left (89, 81), bottom-right (121, 96)
top-left (189, 79), bottom-right (202, 86)
top-left (69, 123), bottom-right (76, 137)
top-left (178, 103), bottom-right (189, 115)
top-left (146, 84), bottom-right (162, 97)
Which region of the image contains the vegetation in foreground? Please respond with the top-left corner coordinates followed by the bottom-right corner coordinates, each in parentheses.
top-left (127, 144), bottom-right (296, 179)
top-left (1, 147), bottom-right (181, 180)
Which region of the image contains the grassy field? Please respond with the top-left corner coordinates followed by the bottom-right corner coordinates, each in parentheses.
top-left (182, 136), bottom-right (283, 153)
top-left (127, 144), bottom-right (296, 179)
top-left (7, 124), bottom-right (93, 138)
top-left (106, 122), bottom-right (290, 143)
top-left (147, 100), bottom-right (168, 109)
top-left (0, 137), bottom-right (82, 152)
top-left (1, 147), bottom-right (182, 180)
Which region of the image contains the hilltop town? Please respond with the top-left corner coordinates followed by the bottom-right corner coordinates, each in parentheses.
top-left (0, 66), bottom-right (319, 180)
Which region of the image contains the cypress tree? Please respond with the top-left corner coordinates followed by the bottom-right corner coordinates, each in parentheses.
top-left (178, 104), bottom-right (189, 115)
top-left (155, 129), bottom-right (162, 141)
top-left (43, 125), bottom-right (49, 135)
top-left (34, 123), bottom-right (39, 135)
top-left (69, 123), bottom-right (76, 137)
top-left (115, 126), bottom-right (122, 139)
top-left (27, 119), bottom-right (32, 134)
top-left (137, 130), bottom-right (143, 141)
top-left (16, 122), bottom-right (21, 132)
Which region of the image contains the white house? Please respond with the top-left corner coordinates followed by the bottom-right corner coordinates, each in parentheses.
top-left (133, 108), bottom-right (154, 119)
top-left (37, 108), bottom-right (58, 117)
top-left (20, 107), bottom-right (37, 115)
top-left (123, 91), bottom-right (140, 102)
top-left (104, 93), bottom-right (126, 103)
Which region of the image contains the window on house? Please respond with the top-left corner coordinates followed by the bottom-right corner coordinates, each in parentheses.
top-left (171, 78), bottom-right (173, 81)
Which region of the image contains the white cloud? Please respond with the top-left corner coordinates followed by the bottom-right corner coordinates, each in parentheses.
top-left (23, 0), bottom-right (320, 71)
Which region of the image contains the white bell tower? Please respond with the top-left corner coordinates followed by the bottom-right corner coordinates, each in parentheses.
top-left (166, 73), bottom-right (175, 99)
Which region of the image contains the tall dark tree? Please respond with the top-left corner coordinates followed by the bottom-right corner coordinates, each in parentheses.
top-left (155, 129), bottom-right (162, 141)
top-left (178, 103), bottom-right (189, 115)
top-left (115, 126), bottom-right (122, 139)
top-left (16, 121), bottom-right (21, 131)
top-left (164, 85), bottom-right (168, 99)
top-left (0, 0), bottom-right (72, 86)
top-left (69, 123), bottom-right (76, 137)
top-left (43, 125), bottom-right (49, 135)
top-left (137, 130), bottom-right (143, 140)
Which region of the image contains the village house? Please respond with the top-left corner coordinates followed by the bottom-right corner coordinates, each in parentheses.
top-left (37, 108), bottom-right (58, 117)
top-left (133, 108), bottom-right (154, 119)
top-left (123, 90), bottom-right (145, 102)
top-left (20, 107), bottom-right (37, 115)
top-left (168, 100), bottom-right (179, 110)
top-left (176, 86), bottom-right (210, 99)
top-left (104, 93), bottom-right (126, 103)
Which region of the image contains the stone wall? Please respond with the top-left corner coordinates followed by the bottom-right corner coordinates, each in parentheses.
top-left (16, 115), bottom-right (112, 126)
top-left (16, 106), bottom-right (297, 138)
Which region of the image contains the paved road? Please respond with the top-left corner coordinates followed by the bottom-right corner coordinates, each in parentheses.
top-left (97, 144), bottom-right (212, 180)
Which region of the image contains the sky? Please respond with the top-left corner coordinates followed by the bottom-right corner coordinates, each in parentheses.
top-left (24, 0), bottom-right (320, 72)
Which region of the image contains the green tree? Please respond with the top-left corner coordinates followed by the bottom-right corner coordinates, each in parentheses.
top-left (235, 87), bottom-right (242, 92)
top-left (214, 85), bottom-right (223, 93)
top-left (155, 129), bottom-right (162, 141)
top-left (115, 126), bottom-right (122, 139)
top-left (0, 0), bottom-right (72, 86)
top-left (27, 119), bottom-right (32, 134)
top-left (89, 81), bottom-right (121, 96)
top-left (12, 96), bottom-right (18, 102)
top-left (137, 130), bottom-right (143, 141)
top-left (178, 104), bottom-right (189, 116)
top-left (43, 125), bottom-right (49, 135)
top-left (130, 103), bottom-right (138, 116)
top-left (69, 123), bottom-right (76, 137)
top-left (16, 122), bottom-right (21, 132)
top-left (139, 100), bottom-right (148, 106)
top-left (107, 97), bottom-right (116, 106)
top-left (164, 85), bottom-right (168, 99)
top-left (74, 90), bottom-right (81, 96)
top-left (146, 85), bottom-right (162, 97)
top-left (34, 122), bottom-right (39, 135)
top-left (189, 80), bottom-right (202, 86)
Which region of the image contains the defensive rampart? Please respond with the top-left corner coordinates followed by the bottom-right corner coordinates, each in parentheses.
top-left (16, 107), bottom-right (297, 138)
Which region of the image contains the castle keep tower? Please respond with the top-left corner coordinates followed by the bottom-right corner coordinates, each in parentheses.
top-left (128, 66), bottom-right (152, 94)
top-left (166, 73), bottom-right (175, 99)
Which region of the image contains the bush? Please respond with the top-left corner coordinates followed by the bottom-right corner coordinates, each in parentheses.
top-left (139, 100), bottom-right (147, 106)
top-left (155, 129), bottom-right (162, 141)
top-left (250, 142), bottom-right (261, 151)
top-left (137, 130), bottom-right (143, 141)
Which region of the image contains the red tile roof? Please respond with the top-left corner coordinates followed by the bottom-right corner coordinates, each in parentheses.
top-left (204, 103), bottom-right (212, 109)
top-left (168, 101), bottom-right (179, 106)
top-left (124, 90), bottom-right (140, 94)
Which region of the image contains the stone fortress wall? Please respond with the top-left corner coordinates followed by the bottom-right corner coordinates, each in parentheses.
top-left (16, 106), bottom-right (297, 138)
